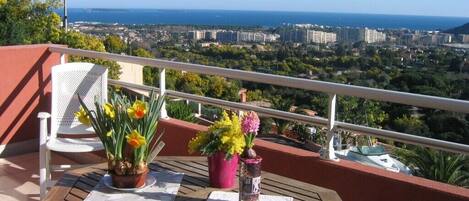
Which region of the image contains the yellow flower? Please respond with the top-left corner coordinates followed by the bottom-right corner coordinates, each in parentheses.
top-left (103, 103), bottom-right (115, 119)
top-left (106, 130), bottom-right (113, 137)
top-left (74, 107), bottom-right (91, 126)
top-left (127, 100), bottom-right (147, 119)
top-left (188, 111), bottom-right (245, 156)
top-left (218, 113), bottom-right (245, 156)
top-left (188, 132), bottom-right (209, 154)
top-left (209, 111), bottom-right (232, 131)
top-left (126, 130), bottom-right (146, 149)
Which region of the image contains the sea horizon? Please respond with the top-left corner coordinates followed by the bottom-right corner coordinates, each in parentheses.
top-left (59, 8), bottom-right (469, 30)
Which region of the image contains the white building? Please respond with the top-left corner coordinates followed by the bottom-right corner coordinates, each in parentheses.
top-left (204, 30), bottom-right (218, 40)
top-left (265, 34), bottom-right (280, 42)
top-left (200, 42), bottom-right (220, 47)
top-left (364, 28), bottom-right (386, 43)
top-left (239, 32), bottom-right (266, 43)
top-left (459, 34), bottom-right (469, 43)
top-left (188, 30), bottom-right (206, 40)
top-left (216, 31), bottom-right (239, 43)
top-left (337, 28), bottom-right (386, 43)
top-left (420, 33), bottom-right (453, 45)
top-left (307, 30), bottom-right (337, 44)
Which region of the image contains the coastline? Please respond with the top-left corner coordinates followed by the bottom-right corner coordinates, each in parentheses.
top-left (56, 8), bottom-right (469, 31)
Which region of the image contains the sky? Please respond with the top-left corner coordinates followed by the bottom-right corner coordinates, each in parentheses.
top-left (68, 0), bottom-right (469, 18)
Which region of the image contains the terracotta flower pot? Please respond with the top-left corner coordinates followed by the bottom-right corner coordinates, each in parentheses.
top-left (208, 152), bottom-right (239, 188)
top-left (111, 167), bottom-right (149, 188)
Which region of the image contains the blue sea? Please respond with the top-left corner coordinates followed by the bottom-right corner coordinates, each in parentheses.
top-left (61, 9), bottom-right (469, 30)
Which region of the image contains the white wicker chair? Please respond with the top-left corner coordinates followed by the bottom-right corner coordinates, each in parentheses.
top-left (37, 63), bottom-right (107, 200)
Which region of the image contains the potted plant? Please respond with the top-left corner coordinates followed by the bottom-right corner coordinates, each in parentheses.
top-left (239, 111), bottom-right (262, 201)
top-left (188, 111), bottom-right (245, 188)
top-left (75, 91), bottom-right (165, 188)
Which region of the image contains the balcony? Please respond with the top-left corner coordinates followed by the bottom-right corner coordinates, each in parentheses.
top-left (1, 44), bottom-right (469, 201)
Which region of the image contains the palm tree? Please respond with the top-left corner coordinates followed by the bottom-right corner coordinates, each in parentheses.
top-left (396, 146), bottom-right (469, 187)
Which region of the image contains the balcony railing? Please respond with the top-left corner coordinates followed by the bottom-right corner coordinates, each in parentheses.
top-left (49, 46), bottom-right (469, 159)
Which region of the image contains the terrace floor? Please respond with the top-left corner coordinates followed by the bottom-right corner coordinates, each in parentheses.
top-left (0, 152), bottom-right (97, 201)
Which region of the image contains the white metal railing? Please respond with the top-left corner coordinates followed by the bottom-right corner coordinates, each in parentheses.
top-left (50, 46), bottom-right (469, 158)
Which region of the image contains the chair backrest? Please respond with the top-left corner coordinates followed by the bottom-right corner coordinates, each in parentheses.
top-left (50, 63), bottom-right (108, 137)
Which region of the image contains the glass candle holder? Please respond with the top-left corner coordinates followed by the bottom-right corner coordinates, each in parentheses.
top-left (239, 156), bottom-right (262, 201)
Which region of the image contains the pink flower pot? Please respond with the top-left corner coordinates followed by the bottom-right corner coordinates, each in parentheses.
top-left (208, 152), bottom-right (239, 188)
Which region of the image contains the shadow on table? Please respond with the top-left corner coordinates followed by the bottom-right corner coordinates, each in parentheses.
top-left (175, 195), bottom-right (206, 201)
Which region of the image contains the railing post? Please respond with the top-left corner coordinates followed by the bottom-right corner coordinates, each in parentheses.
top-left (159, 68), bottom-right (168, 119)
top-left (60, 53), bottom-right (66, 64)
top-left (197, 102), bottom-right (202, 117)
top-left (321, 93), bottom-right (339, 161)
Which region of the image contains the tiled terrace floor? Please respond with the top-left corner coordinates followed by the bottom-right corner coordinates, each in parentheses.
top-left (0, 152), bottom-right (80, 201)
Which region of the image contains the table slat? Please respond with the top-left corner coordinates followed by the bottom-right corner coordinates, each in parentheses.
top-left (46, 156), bottom-right (341, 201)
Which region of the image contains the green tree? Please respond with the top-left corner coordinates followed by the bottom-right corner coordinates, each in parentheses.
top-left (206, 76), bottom-right (240, 101)
top-left (392, 115), bottom-right (429, 137)
top-left (449, 56), bottom-right (465, 73)
top-left (335, 44), bottom-right (347, 57)
top-left (270, 95), bottom-right (294, 135)
top-left (246, 89), bottom-right (263, 102)
top-left (133, 48), bottom-right (153, 58)
top-left (167, 101), bottom-right (196, 123)
top-left (60, 31), bottom-right (121, 79)
top-left (60, 31), bottom-right (105, 51)
top-left (0, 0), bottom-right (122, 79)
top-left (0, 0), bottom-right (62, 45)
top-left (132, 48), bottom-right (157, 86)
top-left (104, 35), bottom-right (127, 54)
top-left (177, 73), bottom-right (207, 95)
top-left (425, 113), bottom-right (469, 144)
top-left (338, 97), bottom-right (387, 128)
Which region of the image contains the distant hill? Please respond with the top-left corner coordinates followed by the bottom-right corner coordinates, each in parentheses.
top-left (445, 23), bottom-right (469, 34)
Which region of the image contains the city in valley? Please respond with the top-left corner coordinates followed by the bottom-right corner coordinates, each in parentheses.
top-left (72, 22), bottom-right (469, 49)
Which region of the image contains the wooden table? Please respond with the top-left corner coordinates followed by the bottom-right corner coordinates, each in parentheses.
top-left (46, 156), bottom-right (342, 201)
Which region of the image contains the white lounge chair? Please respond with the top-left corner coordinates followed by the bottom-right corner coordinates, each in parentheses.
top-left (37, 62), bottom-right (107, 200)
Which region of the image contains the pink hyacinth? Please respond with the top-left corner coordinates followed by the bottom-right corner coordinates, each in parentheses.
top-left (241, 111), bottom-right (260, 135)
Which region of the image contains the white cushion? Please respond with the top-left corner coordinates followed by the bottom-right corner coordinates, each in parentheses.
top-left (47, 137), bottom-right (104, 153)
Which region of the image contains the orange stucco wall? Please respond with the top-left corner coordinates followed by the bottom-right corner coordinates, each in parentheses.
top-left (157, 118), bottom-right (469, 201)
top-left (0, 44), bottom-right (63, 145)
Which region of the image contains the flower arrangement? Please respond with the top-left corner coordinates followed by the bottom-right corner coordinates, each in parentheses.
top-left (188, 111), bottom-right (245, 159)
top-left (239, 111), bottom-right (262, 201)
top-left (75, 91), bottom-right (165, 182)
top-left (241, 111), bottom-right (260, 158)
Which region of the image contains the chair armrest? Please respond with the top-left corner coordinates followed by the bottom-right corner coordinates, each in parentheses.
top-left (38, 112), bottom-right (51, 119)
top-left (38, 112), bottom-right (51, 144)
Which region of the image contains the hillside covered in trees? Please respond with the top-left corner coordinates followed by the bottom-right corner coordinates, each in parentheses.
top-left (445, 22), bottom-right (469, 34)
